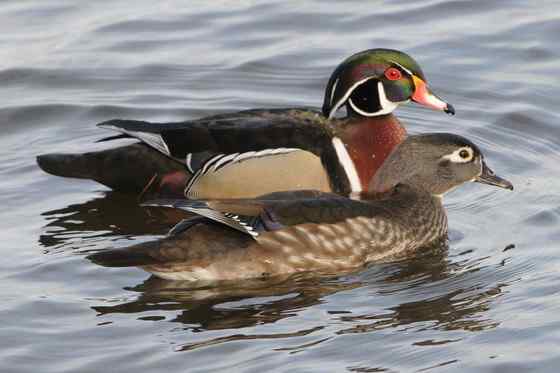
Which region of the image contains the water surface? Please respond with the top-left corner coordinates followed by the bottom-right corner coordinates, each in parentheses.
top-left (1, 1), bottom-right (559, 372)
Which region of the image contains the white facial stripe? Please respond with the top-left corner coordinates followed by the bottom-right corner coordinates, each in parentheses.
top-left (376, 81), bottom-right (400, 114)
top-left (347, 98), bottom-right (367, 116)
top-left (328, 77), bottom-right (375, 119)
top-left (390, 61), bottom-right (413, 76)
top-left (329, 77), bottom-right (339, 107)
top-left (347, 81), bottom-right (402, 117)
top-left (441, 147), bottom-right (474, 163)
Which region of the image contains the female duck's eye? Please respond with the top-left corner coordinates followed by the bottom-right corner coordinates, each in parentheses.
top-left (384, 67), bottom-right (402, 81)
top-left (459, 149), bottom-right (470, 159)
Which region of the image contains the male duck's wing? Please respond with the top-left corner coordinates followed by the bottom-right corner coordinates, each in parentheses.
top-left (98, 108), bottom-right (337, 164)
top-left (96, 108), bottom-right (354, 195)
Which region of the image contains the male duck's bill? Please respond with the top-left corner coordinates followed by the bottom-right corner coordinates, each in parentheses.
top-left (87, 133), bottom-right (512, 282)
top-left (411, 75), bottom-right (455, 115)
top-left (37, 48), bottom-right (455, 199)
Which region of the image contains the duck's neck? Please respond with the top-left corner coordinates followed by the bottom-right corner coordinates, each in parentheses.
top-left (337, 114), bottom-right (406, 192)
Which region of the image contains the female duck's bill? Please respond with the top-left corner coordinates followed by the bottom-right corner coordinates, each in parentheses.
top-left (475, 161), bottom-right (513, 190)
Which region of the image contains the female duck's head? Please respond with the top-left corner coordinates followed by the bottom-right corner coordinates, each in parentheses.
top-left (322, 49), bottom-right (455, 119)
top-left (369, 133), bottom-right (513, 195)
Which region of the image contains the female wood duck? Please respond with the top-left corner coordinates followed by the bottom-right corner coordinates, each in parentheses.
top-left (87, 133), bottom-right (513, 281)
top-left (38, 49), bottom-right (454, 199)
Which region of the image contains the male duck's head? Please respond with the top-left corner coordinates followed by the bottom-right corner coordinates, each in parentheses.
top-left (369, 133), bottom-right (513, 196)
top-left (322, 49), bottom-right (455, 119)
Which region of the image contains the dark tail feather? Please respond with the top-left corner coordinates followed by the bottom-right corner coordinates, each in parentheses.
top-left (37, 153), bottom-right (97, 179)
top-left (88, 223), bottom-right (248, 269)
top-left (36, 143), bottom-right (188, 195)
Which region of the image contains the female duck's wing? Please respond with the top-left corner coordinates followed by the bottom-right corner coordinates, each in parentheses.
top-left (141, 198), bottom-right (269, 239)
top-left (142, 193), bottom-right (373, 240)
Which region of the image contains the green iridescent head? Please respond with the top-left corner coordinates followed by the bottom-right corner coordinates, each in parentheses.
top-left (322, 48), bottom-right (455, 118)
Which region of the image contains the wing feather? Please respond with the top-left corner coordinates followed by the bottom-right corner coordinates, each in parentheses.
top-left (142, 199), bottom-right (261, 239)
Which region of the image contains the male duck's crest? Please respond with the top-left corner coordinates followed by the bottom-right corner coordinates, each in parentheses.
top-left (322, 48), bottom-right (455, 118)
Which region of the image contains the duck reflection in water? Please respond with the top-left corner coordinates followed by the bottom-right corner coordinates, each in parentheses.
top-left (91, 246), bottom-right (514, 352)
top-left (38, 191), bottom-right (191, 252)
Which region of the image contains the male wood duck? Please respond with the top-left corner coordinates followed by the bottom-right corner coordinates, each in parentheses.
top-left (87, 133), bottom-right (513, 281)
top-left (37, 49), bottom-right (454, 199)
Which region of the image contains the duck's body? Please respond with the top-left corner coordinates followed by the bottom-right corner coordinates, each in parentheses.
top-left (96, 187), bottom-right (445, 281)
top-left (39, 108), bottom-right (406, 198)
top-left (88, 133), bottom-right (513, 281)
top-left (37, 49), bottom-right (453, 199)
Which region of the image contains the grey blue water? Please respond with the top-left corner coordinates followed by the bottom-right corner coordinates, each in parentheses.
top-left (1, 1), bottom-right (559, 372)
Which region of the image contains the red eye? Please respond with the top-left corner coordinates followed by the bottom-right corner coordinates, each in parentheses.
top-left (384, 67), bottom-right (402, 81)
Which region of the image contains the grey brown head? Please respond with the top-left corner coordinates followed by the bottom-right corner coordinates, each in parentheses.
top-left (369, 133), bottom-right (513, 195)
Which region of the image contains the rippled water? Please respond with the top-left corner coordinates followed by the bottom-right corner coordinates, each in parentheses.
top-left (1, 1), bottom-right (559, 372)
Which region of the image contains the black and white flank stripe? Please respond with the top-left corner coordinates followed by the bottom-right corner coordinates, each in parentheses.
top-left (184, 148), bottom-right (299, 197)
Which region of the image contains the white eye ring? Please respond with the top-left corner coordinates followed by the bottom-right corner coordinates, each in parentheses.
top-left (442, 147), bottom-right (474, 163)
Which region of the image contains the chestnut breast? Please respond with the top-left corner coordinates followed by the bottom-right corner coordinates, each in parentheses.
top-left (339, 114), bottom-right (406, 190)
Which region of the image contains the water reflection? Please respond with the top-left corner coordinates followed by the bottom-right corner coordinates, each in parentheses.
top-left (89, 244), bottom-right (515, 352)
top-left (93, 272), bottom-right (363, 331)
top-left (337, 283), bottom-right (503, 336)
top-left (38, 191), bottom-right (189, 251)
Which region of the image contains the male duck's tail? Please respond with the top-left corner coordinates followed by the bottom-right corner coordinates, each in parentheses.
top-left (37, 143), bottom-right (189, 197)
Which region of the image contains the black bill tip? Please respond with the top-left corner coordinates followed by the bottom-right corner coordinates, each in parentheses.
top-left (444, 103), bottom-right (455, 116)
top-left (475, 162), bottom-right (513, 190)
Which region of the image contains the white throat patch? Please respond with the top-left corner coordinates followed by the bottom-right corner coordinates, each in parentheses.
top-left (328, 77), bottom-right (373, 119)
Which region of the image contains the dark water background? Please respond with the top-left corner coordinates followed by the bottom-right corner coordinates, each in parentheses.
top-left (1, 1), bottom-right (559, 372)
